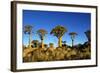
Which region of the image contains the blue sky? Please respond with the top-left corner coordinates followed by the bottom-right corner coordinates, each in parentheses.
top-left (23, 10), bottom-right (91, 47)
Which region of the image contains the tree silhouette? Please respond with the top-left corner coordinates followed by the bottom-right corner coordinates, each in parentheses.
top-left (31, 40), bottom-right (39, 48)
top-left (37, 29), bottom-right (47, 48)
top-left (50, 25), bottom-right (67, 47)
top-left (85, 30), bottom-right (91, 42)
top-left (24, 25), bottom-right (33, 48)
top-left (69, 32), bottom-right (78, 47)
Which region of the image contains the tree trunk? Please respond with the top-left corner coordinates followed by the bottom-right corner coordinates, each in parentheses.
top-left (58, 37), bottom-right (62, 47)
top-left (29, 32), bottom-right (32, 48)
top-left (72, 39), bottom-right (74, 47)
top-left (41, 38), bottom-right (44, 48)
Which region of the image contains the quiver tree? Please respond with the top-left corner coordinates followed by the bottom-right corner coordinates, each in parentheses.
top-left (37, 29), bottom-right (47, 48)
top-left (24, 25), bottom-right (33, 48)
top-left (69, 32), bottom-right (78, 47)
top-left (85, 30), bottom-right (91, 42)
top-left (50, 25), bottom-right (67, 47)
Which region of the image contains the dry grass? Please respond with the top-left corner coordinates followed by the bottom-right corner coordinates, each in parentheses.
top-left (23, 45), bottom-right (91, 62)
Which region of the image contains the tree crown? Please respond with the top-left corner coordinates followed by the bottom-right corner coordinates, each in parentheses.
top-left (50, 25), bottom-right (67, 38)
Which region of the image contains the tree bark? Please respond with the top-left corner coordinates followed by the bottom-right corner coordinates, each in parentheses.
top-left (41, 38), bottom-right (44, 48)
top-left (29, 32), bottom-right (32, 48)
top-left (72, 39), bottom-right (74, 47)
top-left (58, 37), bottom-right (62, 47)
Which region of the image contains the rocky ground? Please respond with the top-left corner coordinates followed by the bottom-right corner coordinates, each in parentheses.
top-left (23, 43), bottom-right (91, 62)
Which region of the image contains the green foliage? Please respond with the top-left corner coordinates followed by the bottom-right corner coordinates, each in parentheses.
top-left (50, 25), bottom-right (67, 38)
